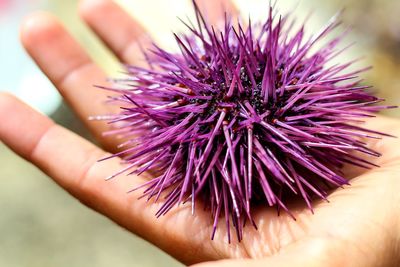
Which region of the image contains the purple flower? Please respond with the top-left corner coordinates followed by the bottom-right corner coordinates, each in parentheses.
top-left (96, 2), bottom-right (393, 242)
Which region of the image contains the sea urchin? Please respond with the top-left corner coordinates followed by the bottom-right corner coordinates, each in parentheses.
top-left (96, 2), bottom-right (392, 242)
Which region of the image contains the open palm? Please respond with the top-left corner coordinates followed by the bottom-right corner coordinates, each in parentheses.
top-left (1, 0), bottom-right (399, 266)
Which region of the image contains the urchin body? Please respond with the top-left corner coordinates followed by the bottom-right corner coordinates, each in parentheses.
top-left (98, 3), bottom-right (391, 241)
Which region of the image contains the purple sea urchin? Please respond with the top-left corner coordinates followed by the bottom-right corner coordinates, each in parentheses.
top-left (97, 3), bottom-right (393, 241)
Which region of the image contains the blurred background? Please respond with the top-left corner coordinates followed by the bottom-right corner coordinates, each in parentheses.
top-left (0, 0), bottom-right (399, 266)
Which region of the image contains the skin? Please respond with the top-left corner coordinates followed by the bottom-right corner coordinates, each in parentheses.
top-left (1, 0), bottom-right (400, 266)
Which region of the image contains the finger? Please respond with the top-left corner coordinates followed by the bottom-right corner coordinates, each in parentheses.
top-left (193, 0), bottom-right (238, 25)
top-left (0, 92), bottom-right (114, 195)
top-left (20, 12), bottom-right (116, 150)
top-left (0, 93), bottom-right (236, 265)
top-left (341, 115), bottom-right (400, 178)
top-left (357, 115), bottom-right (400, 166)
top-left (79, 0), bottom-right (152, 65)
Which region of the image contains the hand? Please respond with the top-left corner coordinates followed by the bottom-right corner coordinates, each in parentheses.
top-left (1, 0), bottom-right (399, 266)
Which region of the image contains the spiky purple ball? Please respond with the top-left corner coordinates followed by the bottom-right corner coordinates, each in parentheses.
top-left (98, 3), bottom-right (392, 241)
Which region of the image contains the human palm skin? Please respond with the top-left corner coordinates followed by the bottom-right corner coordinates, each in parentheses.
top-left (1, 0), bottom-right (399, 266)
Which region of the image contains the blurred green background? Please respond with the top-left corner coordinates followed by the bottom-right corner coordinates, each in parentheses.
top-left (0, 0), bottom-right (399, 266)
